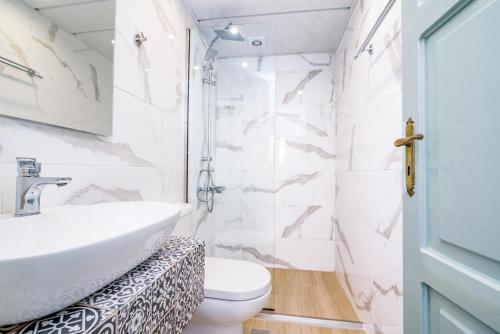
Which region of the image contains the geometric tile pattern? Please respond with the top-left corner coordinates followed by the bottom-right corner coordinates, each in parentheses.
top-left (0, 236), bottom-right (205, 334)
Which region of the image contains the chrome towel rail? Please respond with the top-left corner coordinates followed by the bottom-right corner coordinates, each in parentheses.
top-left (0, 55), bottom-right (43, 79)
top-left (354, 0), bottom-right (396, 60)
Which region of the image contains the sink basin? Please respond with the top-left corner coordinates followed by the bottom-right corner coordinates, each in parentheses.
top-left (0, 201), bottom-right (181, 326)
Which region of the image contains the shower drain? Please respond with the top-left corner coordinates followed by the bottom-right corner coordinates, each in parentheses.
top-left (250, 329), bottom-right (271, 334)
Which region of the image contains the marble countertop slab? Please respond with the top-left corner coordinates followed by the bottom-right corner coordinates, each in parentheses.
top-left (0, 236), bottom-right (205, 334)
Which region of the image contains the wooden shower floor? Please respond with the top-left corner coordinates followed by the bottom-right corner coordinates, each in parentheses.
top-left (265, 269), bottom-right (359, 322)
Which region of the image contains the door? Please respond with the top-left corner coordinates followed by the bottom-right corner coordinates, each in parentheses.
top-left (402, 0), bottom-right (500, 333)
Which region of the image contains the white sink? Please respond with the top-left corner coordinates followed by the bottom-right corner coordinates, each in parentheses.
top-left (0, 201), bottom-right (181, 326)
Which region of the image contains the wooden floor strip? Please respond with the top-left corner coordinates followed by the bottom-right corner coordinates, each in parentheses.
top-left (266, 268), bottom-right (359, 322)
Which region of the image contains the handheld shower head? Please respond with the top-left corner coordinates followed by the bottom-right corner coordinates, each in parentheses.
top-left (204, 47), bottom-right (218, 61)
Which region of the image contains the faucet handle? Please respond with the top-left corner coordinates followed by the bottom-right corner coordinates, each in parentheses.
top-left (16, 157), bottom-right (41, 177)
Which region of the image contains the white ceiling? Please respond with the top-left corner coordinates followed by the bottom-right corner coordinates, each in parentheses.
top-left (185, 0), bottom-right (354, 57)
top-left (23, 0), bottom-right (115, 60)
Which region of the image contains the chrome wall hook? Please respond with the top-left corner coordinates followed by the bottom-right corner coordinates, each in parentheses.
top-left (135, 32), bottom-right (147, 47)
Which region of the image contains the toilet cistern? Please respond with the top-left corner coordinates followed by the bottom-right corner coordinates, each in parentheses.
top-left (15, 157), bottom-right (72, 216)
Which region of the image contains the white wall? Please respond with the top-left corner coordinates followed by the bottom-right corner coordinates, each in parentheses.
top-left (0, 0), bottom-right (200, 214)
top-left (334, 0), bottom-right (403, 333)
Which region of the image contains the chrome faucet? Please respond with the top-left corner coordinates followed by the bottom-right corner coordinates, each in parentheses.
top-left (15, 157), bottom-right (72, 216)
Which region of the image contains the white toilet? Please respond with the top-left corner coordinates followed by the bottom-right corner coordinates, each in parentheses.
top-left (172, 204), bottom-right (272, 334)
top-left (183, 257), bottom-right (271, 334)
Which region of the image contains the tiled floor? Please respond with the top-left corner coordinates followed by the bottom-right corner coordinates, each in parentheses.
top-left (266, 269), bottom-right (359, 322)
top-left (244, 319), bottom-right (365, 334)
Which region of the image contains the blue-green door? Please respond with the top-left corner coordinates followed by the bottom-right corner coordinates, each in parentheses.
top-left (402, 0), bottom-right (500, 333)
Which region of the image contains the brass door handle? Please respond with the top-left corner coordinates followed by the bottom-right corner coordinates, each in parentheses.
top-left (394, 133), bottom-right (424, 147)
top-left (394, 118), bottom-right (424, 197)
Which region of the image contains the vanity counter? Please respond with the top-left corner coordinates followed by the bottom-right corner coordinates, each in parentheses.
top-left (0, 236), bottom-right (205, 334)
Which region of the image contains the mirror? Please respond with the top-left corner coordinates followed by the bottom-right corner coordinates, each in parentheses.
top-left (0, 0), bottom-right (115, 135)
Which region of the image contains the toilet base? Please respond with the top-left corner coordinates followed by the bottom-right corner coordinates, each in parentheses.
top-left (183, 320), bottom-right (242, 334)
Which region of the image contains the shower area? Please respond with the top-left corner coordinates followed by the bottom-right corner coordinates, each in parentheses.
top-left (186, 1), bottom-right (403, 331)
top-left (187, 26), bottom-right (357, 323)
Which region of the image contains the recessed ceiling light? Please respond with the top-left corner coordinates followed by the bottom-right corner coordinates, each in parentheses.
top-left (251, 40), bottom-right (262, 47)
top-left (168, 34), bottom-right (175, 40)
top-left (230, 26), bottom-right (239, 34)
top-left (242, 62), bottom-right (249, 68)
top-left (298, 90), bottom-right (304, 95)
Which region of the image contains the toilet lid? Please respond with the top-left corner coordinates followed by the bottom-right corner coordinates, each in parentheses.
top-left (204, 257), bottom-right (271, 301)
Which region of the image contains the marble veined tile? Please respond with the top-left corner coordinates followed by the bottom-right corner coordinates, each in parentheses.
top-left (214, 231), bottom-right (278, 268)
top-left (275, 238), bottom-right (335, 271)
top-left (276, 204), bottom-right (334, 241)
top-left (275, 136), bottom-right (335, 177)
top-left (0, 164), bottom-right (183, 213)
top-left (336, 92), bottom-right (402, 172)
top-left (336, 170), bottom-right (402, 246)
top-left (276, 53), bottom-right (334, 72)
top-left (0, 88), bottom-right (186, 169)
top-left (275, 168), bottom-right (334, 208)
top-left (277, 68), bottom-right (334, 105)
top-left (114, 0), bottom-right (186, 112)
top-left (335, 217), bottom-right (402, 327)
top-left (276, 103), bottom-right (334, 138)
top-left (211, 53), bottom-right (337, 272)
top-left (334, 0), bottom-right (403, 329)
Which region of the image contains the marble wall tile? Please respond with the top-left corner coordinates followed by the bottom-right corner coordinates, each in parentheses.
top-left (276, 53), bottom-right (334, 72)
top-left (275, 137), bottom-right (335, 176)
top-left (212, 53), bottom-right (336, 271)
top-left (274, 169), bottom-right (334, 208)
top-left (334, 0), bottom-right (403, 332)
top-left (276, 204), bottom-right (334, 241)
top-left (336, 170), bottom-right (402, 246)
top-left (113, 0), bottom-right (190, 114)
top-left (335, 217), bottom-right (402, 326)
top-left (111, 88), bottom-right (185, 169)
top-left (214, 231), bottom-right (278, 268)
top-left (276, 69), bottom-right (334, 106)
top-left (336, 93), bottom-right (402, 172)
top-left (275, 238), bottom-right (335, 271)
top-left (276, 103), bottom-right (334, 138)
top-left (0, 164), bottom-right (184, 212)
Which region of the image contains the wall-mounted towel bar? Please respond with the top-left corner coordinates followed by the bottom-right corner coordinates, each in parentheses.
top-left (0, 56), bottom-right (43, 79)
top-left (354, 0), bottom-right (396, 60)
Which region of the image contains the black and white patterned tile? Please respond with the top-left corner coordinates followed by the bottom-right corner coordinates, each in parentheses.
top-left (150, 266), bottom-right (177, 329)
top-left (0, 306), bottom-right (117, 334)
top-left (80, 264), bottom-right (154, 310)
top-left (0, 236), bottom-right (205, 334)
top-left (117, 287), bottom-right (152, 334)
top-left (151, 311), bottom-right (176, 334)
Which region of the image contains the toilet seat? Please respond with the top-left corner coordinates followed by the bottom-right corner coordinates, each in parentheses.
top-left (204, 257), bottom-right (271, 301)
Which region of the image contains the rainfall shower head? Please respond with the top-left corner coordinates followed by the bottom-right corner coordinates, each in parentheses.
top-left (214, 23), bottom-right (244, 41)
top-left (203, 23), bottom-right (244, 62)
